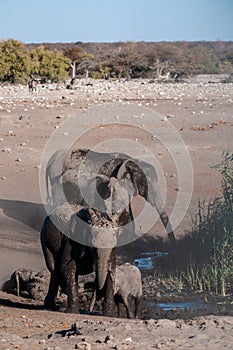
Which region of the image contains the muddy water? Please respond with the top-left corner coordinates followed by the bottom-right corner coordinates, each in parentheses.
top-left (134, 252), bottom-right (233, 320)
top-left (143, 298), bottom-right (233, 320)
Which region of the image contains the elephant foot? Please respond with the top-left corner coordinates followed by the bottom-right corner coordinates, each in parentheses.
top-left (64, 306), bottom-right (79, 314)
top-left (103, 302), bottom-right (115, 317)
top-left (43, 302), bottom-right (58, 311)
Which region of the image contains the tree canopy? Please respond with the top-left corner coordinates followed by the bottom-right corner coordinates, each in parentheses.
top-left (0, 40), bottom-right (70, 83)
top-left (0, 39), bottom-right (233, 83)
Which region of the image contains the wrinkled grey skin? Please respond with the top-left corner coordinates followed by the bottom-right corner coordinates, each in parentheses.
top-left (45, 148), bottom-right (68, 205)
top-left (40, 203), bottom-right (120, 316)
top-left (45, 148), bottom-right (175, 244)
top-left (86, 263), bottom-right (142, 319)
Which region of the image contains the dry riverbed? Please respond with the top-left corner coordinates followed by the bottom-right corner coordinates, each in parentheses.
top-left (0, 77), bottom-right (233, 349)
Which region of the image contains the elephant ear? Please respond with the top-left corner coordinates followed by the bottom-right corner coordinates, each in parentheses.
top-left (117, 210), bottom-right (130, 226)
top-left (118, 160), bottom-right (148, 199)
top-left (95, 175), bottom-right (111, 200)
top-left (98, 158), bottom-right (126, 178)
top-left (77, 208), bottom-right (92, 224)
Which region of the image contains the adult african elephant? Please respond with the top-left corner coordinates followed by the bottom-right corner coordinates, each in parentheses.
top-left (45, 148), bottom-right (130, 206)
top-left (41, 202), bottom-right (122, 316)
top-left (45, 148), bottom-right (175, 244)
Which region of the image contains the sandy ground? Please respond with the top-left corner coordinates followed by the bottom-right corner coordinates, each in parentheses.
top-left (0, 77), bottom-right (233, 349)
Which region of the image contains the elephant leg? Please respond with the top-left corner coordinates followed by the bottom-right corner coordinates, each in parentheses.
top-left (103, 272), bottom-right (115, 317)
top-left (125, 295), bottom-right (134, 319)
top-left (44, 270), bottom-right (59, 311)
top-left (134, 296), bottom-right (141, 319)
top-left (89, 288), bottom-right (97, 313)
top-left (117, 301), bottom-right (125, 318)
top-left (61, 241), bottom-right (79, 313)
top-left (65, 262), bottom-right (79, 313)
top-left (114, 294), bottom-right (125, 318)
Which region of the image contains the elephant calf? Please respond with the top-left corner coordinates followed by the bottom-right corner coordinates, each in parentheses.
top-left (86, 263), bottom-right (142, 319)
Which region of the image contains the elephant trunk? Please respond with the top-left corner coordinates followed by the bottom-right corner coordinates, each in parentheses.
top-left (96, 248), bottom-right (113, 290)
top-left (160, 211), bottom-right (176, 245)
top-left (148, 188), bottom-right (176, 245)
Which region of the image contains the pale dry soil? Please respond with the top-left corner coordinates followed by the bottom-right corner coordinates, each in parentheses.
top-left (0, 78), bottom-right (233, 349)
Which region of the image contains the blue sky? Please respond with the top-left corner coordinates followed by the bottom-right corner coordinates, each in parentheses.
top-left (0, 0), bottom-right (232, 43)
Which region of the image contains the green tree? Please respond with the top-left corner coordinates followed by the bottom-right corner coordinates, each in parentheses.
top-left (30, 46), bottom-right (70, 82)
top-left (0, 39), bottom-right (30, 83)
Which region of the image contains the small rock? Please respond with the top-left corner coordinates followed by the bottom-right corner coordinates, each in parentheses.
top-left (1, 147), bottom-right (12, 153)
top-left (38, 339), bottom-right (46, 344)
top-left (15, 158), bottom-right (22, 162)
top-left (75, 342), bottom-right (91, 350)
top-left (1, 176), bottom-right (6, 180)
top-left (104, 334), bottom-right (115, 343)
top-left (124, 337), bottom-right (132, 343)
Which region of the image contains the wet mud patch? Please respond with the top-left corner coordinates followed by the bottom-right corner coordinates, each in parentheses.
top-left (141, 274), bottom-right (233, 320)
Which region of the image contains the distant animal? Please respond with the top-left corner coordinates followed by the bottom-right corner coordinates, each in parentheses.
top-left (28, 79), bottom-right (38, 92)
top-left (86, 263), bottom-right (142, 318)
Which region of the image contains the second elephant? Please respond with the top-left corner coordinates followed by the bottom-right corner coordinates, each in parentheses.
top-left (45, 148), bottom-right (176, 244)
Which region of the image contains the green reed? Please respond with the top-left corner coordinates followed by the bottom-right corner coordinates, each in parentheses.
top-left (162, 151), bottom-right (233, 296)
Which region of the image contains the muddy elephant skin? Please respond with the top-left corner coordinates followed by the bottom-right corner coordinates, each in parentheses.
top-left (40, 204), bottom-right (119, 316)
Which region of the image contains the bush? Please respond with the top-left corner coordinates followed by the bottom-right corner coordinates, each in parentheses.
top-left (30, 46), bottom-right (70, 82)
top-left (165, 151), bottom-right (233, 295)
top-left (0, 40), bottom-right (70, 83)
top-left (0, 39), bottom-right (31, 83)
